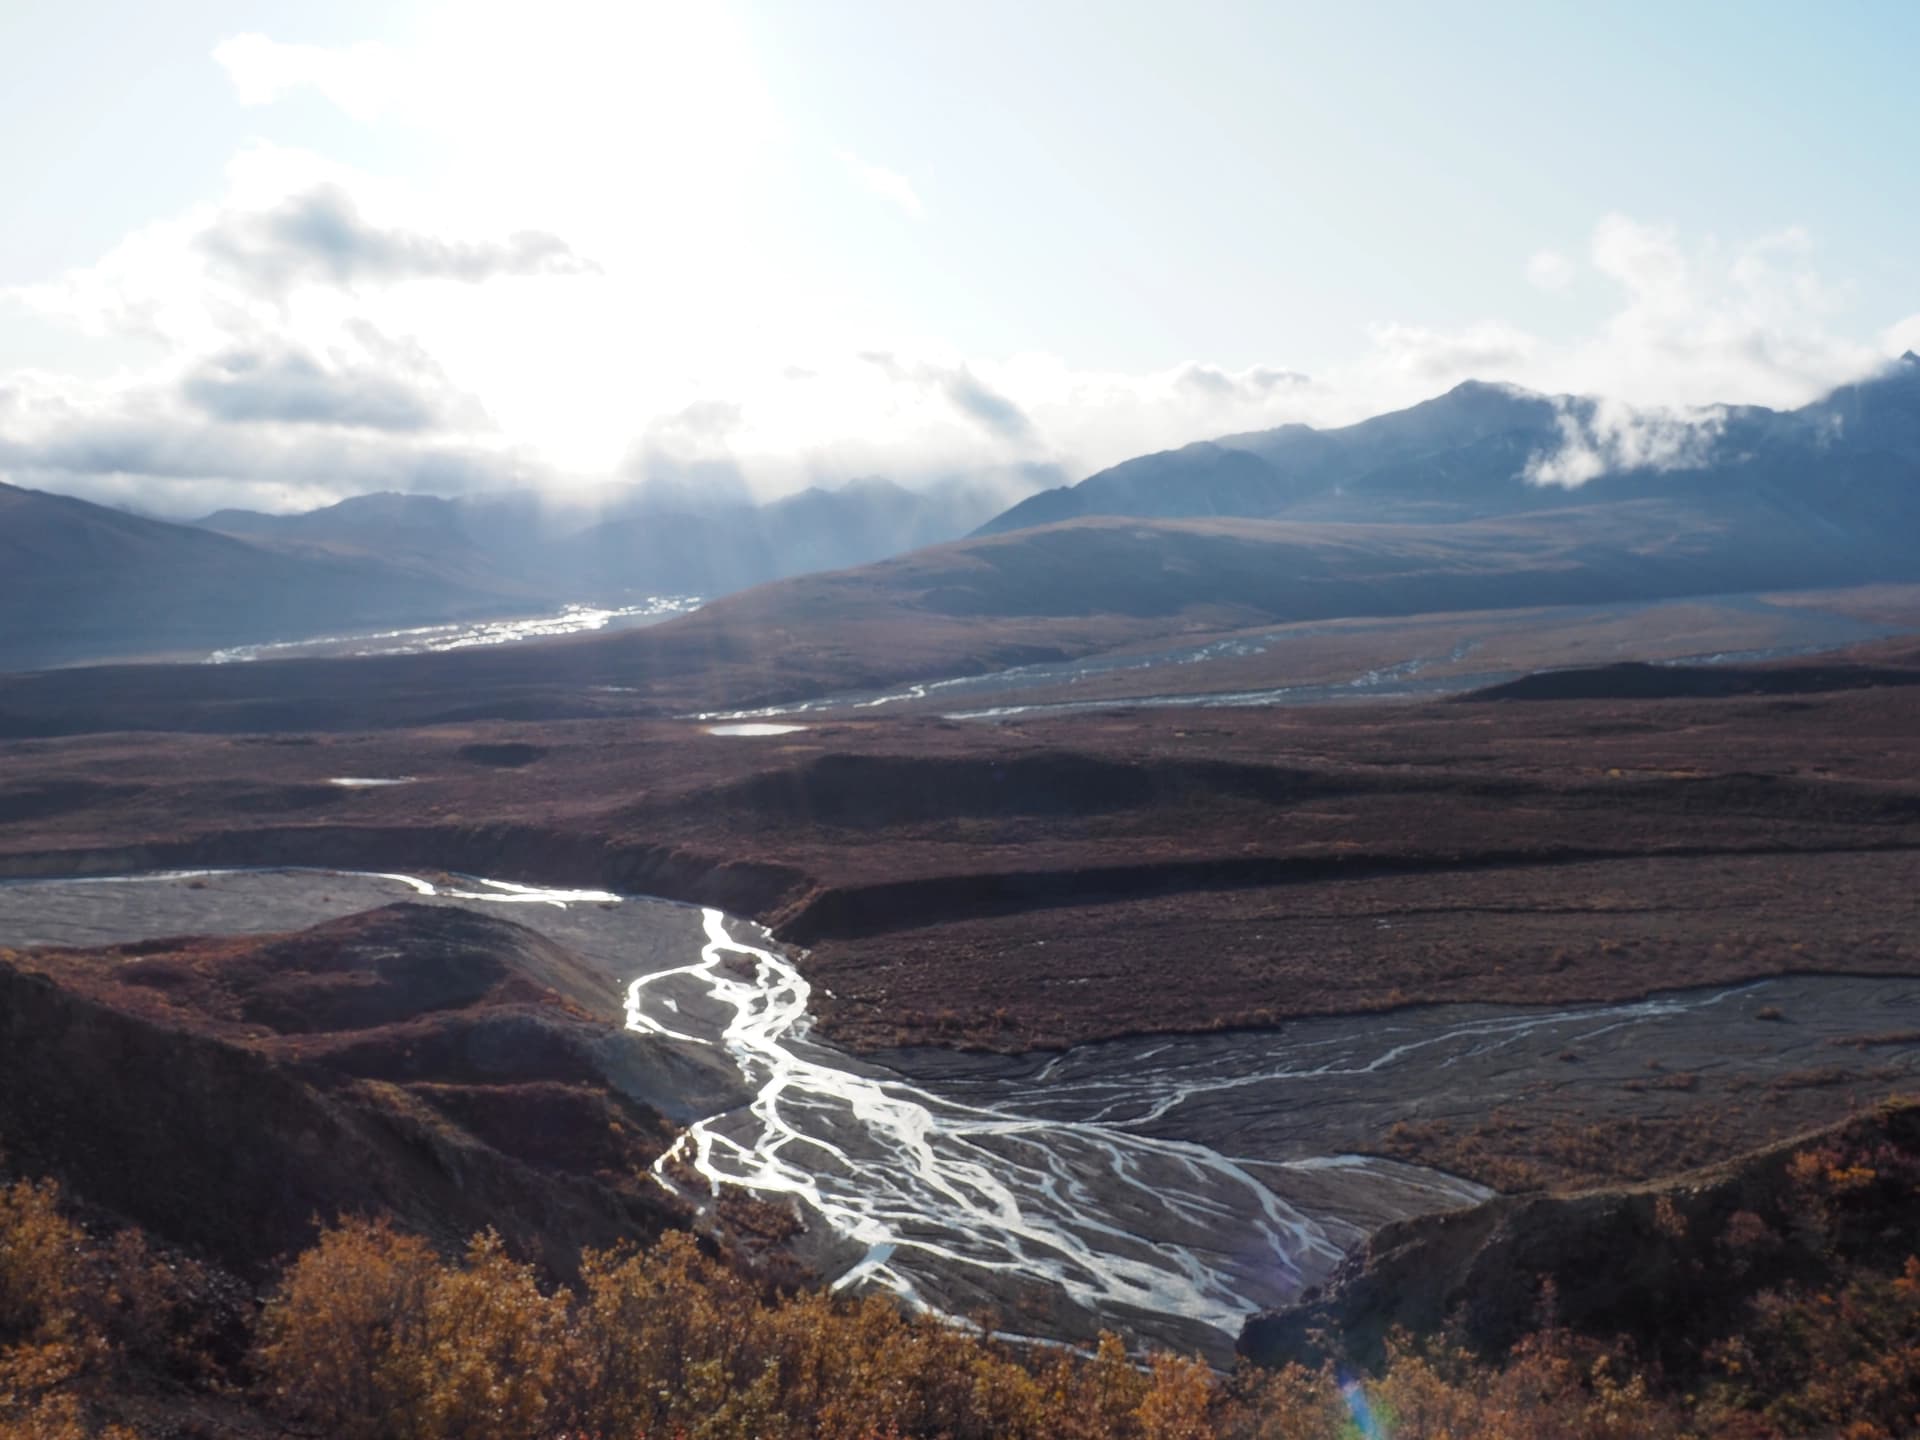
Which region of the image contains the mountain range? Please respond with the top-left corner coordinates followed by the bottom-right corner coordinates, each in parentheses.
top-left (0, 469), bottom-right (1051, 670)
top-left (197, 467), bottom-right (1054, 602)
top-left (1, 356), bottom-right (1916, 674)
top-left (979, 352), bottom-right (1920, 533)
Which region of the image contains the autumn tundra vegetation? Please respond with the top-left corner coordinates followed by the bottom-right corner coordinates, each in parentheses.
top-left (2, 1100), bottom-right (1918, 1439)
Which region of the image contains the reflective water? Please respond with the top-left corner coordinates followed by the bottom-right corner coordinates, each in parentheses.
top-left (204, 596), bottom-right (702, 663)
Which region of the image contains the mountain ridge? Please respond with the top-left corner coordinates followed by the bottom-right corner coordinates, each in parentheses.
top-left (976, 359), bottom-right (1920, 535)
top-left (191, 468), bottom-right (1056, 609)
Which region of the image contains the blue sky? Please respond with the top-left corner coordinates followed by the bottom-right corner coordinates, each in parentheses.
top-left (0, 0), bottom-right (1914, 515)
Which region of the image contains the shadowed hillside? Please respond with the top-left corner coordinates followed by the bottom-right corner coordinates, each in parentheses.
top-left (0, 482), bottom-right (543, 670)
top-left (0, 904), bottom-right (697, 1276)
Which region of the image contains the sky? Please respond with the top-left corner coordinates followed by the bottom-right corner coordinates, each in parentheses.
top-left (0, 0), bottom-right (1915, 517)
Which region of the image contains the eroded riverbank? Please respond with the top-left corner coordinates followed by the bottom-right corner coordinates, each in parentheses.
top-left (5, 867), bottom-right (1919, 1360)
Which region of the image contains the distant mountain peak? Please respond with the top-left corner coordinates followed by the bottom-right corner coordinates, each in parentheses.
top-left (1439, 377), bottom-right (1542, 401)
top-left (1901, 350), bottom-right (1919, 366)
top-left (837, 475), bottom-right (913, 498)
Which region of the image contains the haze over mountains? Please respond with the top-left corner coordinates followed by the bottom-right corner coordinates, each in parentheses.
top-left (199, 466), bottom-right (1056, 600)
top-left (2, 357), bottom-right (1916, 675)
top-left (0, 480), bottom-right (547, 672)
top-left (0, 467), bottom-right (1053, 670)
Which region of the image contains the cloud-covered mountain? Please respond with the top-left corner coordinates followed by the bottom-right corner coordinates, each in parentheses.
top-left (197, 469), bottom-right (1057, 603)
top-left (977, 354), bottom-right (1920, 534)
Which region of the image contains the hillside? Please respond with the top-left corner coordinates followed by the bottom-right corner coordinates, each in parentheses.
top-left (0, 482), bottom-right (543, 670)
top-left (0, 902), bottom-right (699, 1275)
top-left (1241, 1099), bottom-right (1920, 1379)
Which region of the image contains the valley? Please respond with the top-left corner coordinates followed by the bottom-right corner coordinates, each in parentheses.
top-left (7, 865), bottom-right (1917, 1368)
top-left (9, 13), bottom-right (1920, 1430)
top-left (7, 478), bottom-right (1920, 1432)
top-left (6, 361), bottom-right (1920, 1428)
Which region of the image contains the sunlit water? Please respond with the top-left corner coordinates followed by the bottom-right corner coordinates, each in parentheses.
top-left (204, 596), bottom-right (701, 663)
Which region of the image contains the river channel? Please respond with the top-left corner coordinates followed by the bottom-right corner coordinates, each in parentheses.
top-left (6, 867), bottom-right (1919, 1360)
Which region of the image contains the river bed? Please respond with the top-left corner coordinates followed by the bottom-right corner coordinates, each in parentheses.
top-left (694, 589), bottom-right (1906, 723)
top-left (5, 867), bottom-right (1918, 1359)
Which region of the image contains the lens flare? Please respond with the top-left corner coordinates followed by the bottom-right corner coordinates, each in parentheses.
top-left (1341, 1377), bottom-right (1385, 1438)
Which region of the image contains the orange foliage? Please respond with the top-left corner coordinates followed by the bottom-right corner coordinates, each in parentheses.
top-left (0, 1177), bottom-right (136, 1440)
top-left (12, 1136), bottom-right (1920, 1438)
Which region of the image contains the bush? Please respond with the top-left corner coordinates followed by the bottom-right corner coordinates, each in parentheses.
top-left (254, 1216), bottom-right (438, 1438)
top-left (0, 1177), bottom-right (133, 1440)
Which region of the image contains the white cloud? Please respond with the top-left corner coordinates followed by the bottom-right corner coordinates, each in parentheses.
top-left (839, 151), bottom-right (925, 220)
top-left (1305, 216), bottom-right (1890, 420)
top-left (1526, 249), bottom-right (1577, 292)
top-left (1366, 322), bottom-right (1539, 384)
top-left (0, 364), bottom-right (535, 514)
top-left (1557, 214), bottom-right (1877, 408)
top-left (213, 33), bottom-right (403, 122)
top-left (1524, 398), bottom-right (1727, 489)
top-left (1884, 313), bottom-right (1920, 358)
top-left (2, 4), bottom-right (1911, 521)
top-left (1173, 363), bottom-right (1309, 401)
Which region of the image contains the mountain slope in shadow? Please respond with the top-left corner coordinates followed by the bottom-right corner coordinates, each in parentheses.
top-left (0, 481), bottom-right (545, 670)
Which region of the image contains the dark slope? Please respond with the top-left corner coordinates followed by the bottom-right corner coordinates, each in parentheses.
top-left (1465, 656), bottom-right (1920, 702)
top-left (739, 488), bottom-right (1911, 637)
top-left (0, 481), bottom-right (533, 670)
top-left (1241, 1100), bottom-right (1920, 1378)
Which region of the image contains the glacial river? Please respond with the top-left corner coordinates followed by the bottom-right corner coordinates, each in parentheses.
top-left (693, 589), bottom-right (1904, 723)
top-left (7, 868), bottom-right (1919, 1359)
